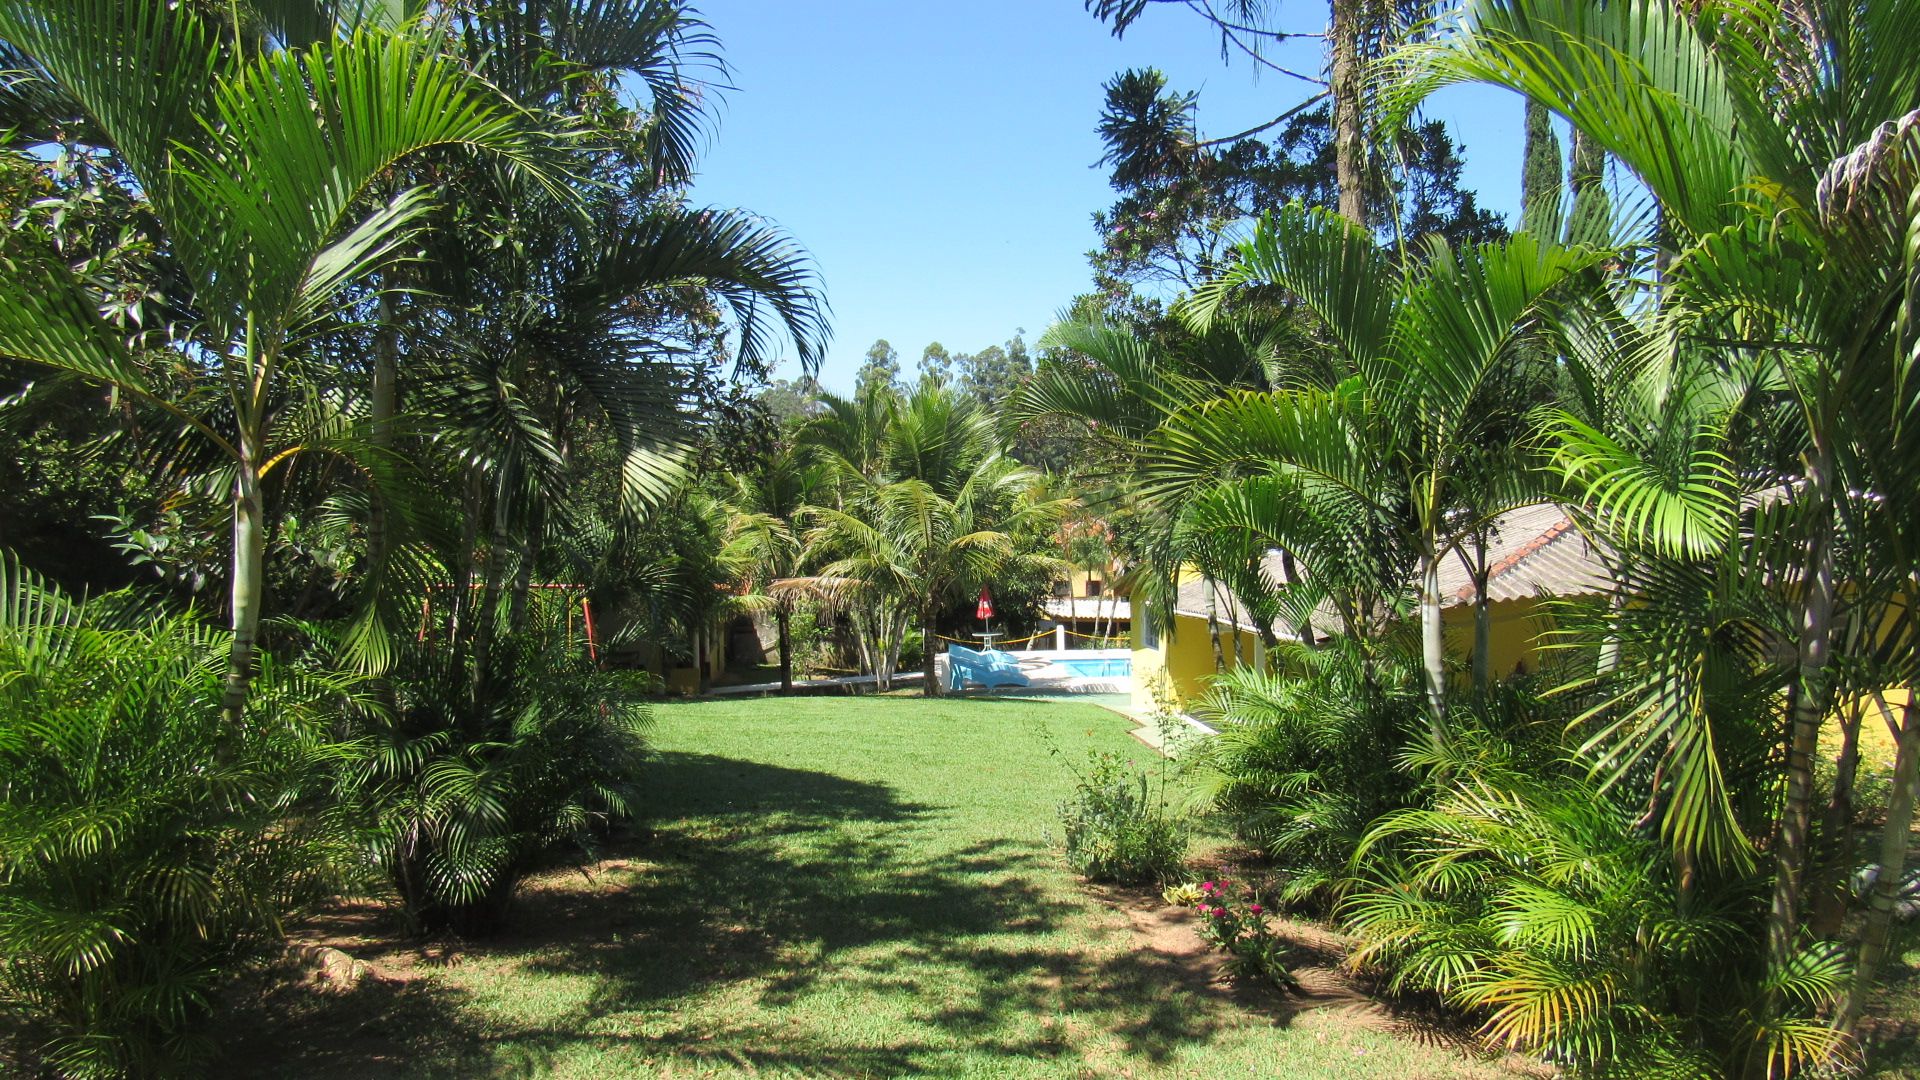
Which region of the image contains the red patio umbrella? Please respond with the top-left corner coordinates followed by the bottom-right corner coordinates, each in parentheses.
top-left (976, 586), bottom-right (994, 621)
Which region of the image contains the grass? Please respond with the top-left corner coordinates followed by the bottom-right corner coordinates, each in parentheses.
top-left (225, 694), bottom-right (1521, 1079)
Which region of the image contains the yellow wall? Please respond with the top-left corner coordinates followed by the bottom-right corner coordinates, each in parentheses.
top-left (1131, 612), bottom-right (1264, 712)
top-left (1137, 596), bottom-right (1559, 714)
top-left (1831, 688), bottom-right (1915, 769)
top-left (1442, 598), bottom-right (1552, 680)
top-left (1060, 567), bottom-right (1120, 599)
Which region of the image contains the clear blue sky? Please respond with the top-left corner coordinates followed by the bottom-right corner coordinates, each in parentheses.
top-left (689, 1), bottom-right (1530, 394)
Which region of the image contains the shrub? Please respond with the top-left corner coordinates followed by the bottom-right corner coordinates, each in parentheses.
top-left (1176, 877), bottom-right (1298, 992)
top-left (1192, 638), bottom-right (1424, 907)
top-left (0, 564), bottom-right (359, 1078)
top-left (348, 620), bottom-right (653, 936)
top-left (1344, 731), bottom-right (1850, 1078)
top-left (1057, 750), bottom-right (1188, 884)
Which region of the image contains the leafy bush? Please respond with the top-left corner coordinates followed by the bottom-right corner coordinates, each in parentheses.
top-left (1192, 638), bottom-right (1424, 906)
top-left (0, 564), bottom-right (358, 1078)
top-left (1175, 877), bottom-right (1298, 992)
top-left (786, 599), bottom-right (839, 676)
top-left (896, 625), bottom-right (925, 674)
top-left (348, 618), bottom-right (653, 936)
top-left (1344, 731), bottom-right (1849, 1078)
top-left (1057, 750), bottom-right (1188, 884)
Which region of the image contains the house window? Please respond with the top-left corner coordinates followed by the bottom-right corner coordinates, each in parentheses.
top-left (1052, 581), bottom-right (1070, 597)
top-left (1085, 579), bottom-right (1103, 597)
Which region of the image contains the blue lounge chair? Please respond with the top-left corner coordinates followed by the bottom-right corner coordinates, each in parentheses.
top-left (945, 644), bottom-right (1030, 691)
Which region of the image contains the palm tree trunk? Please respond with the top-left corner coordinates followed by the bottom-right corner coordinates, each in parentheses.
top-left (448, 466), bottom-right (485, 656)
top-left (1329, 0), bottom-right (1367, 227)
top-left (921, 607), bottom-right (941, 697)
top-left (1597, 585), bottom-right (1625, 675)
top-left (506, 502), bottom-right (543, 635)
top-left (366, 286), bottom-right (399, 570)
top-left (470, 473), bottom-right (514, 699)
top-left (1813, 695), bottom-right (1868, 936)
top-left (1418, 548), bottom-right (1447, 740)
top-left (362, 286), bottom-right (401, 705)
top-left (222, 458), bottom-right (267, 725)
top-left (1838, 696), bottom-right (1920, 1036)
top-left (1769, 443), bottom-right (1838, 970)
top-left (1205, 583), bottom-right (1226, 674)
top-left (777, 606), bottom-right (793, 692)
top-left (1281, 549), bottom-right (1313, 646)
top-left (1470, 531), bottom-right (1492, 694)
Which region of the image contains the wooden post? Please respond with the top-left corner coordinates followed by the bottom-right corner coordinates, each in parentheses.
top-left (582, 596), bottom-right (599, 662)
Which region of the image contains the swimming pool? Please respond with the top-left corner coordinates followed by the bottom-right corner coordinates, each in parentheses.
top-left (1050, 656), bottom-right (1131, 678)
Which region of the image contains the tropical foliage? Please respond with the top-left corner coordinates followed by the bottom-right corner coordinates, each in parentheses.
top-left (0, 0), bottom-right (824, 1072)
top-left (785, 380), bottom-right (1069, 694)
top-left (0, 559), bottom-right (360, 1078)
top-left (1027, 0), bottom-right (1920, 1073)
top-left (6, 0), bottom-right (1920, 1076)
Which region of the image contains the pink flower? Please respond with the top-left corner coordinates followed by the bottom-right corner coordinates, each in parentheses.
top-left (1200, 881), bottom-right (1216, 893)
top-left (1196, 905), bottom-right (1211, 916)
top-left (1249, 904), bottom-right (1263, 914)
top-left (1211, 908), bottom-right (1227, 918)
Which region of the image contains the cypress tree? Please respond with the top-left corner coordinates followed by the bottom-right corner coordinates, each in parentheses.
top-left (1520, 99), bottom-right (1562, 236)
top-left (1567, 126), bottom-right (1610, 243)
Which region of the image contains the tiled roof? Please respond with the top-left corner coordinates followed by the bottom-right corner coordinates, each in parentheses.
top-left (1170, 574), bottom-right (1269, 635)
top-left (1159, 503), bottom-right (1613, 638)
top-left (1043, 597), bottom-right (1132, 621)
top-left (1168, 553), bottom-right (1329, 638)
top-left (1438, 504), bottom-right (1610, 606)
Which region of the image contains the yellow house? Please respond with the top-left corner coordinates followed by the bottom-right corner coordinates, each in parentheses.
top-left (1057, 566), bottom-right (1117, 600)
top-left (1130, 573), bottom-right (1274, 712)
top-left (1432, 503), bottom-right (1609, 681)
top-left (1131, 504), bottom-right (1611, 713)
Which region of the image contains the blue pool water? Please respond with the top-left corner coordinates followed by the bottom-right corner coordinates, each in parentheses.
top-left (1051, 656), bottom-right (1131, 678)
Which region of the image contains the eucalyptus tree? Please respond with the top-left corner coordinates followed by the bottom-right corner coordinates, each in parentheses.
top-left (1087, 0), bottom-right (1372, 227)
top-left (1390, 0), bottom-right (1920, 1004)
top-left (0, 0), bottom-right (567, 722)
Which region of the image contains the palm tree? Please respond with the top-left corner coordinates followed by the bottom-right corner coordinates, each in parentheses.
top-left (802, 382), bottom-right (901, 490)
top-left (1178, 203), bottom-right (1604, 728)
top-left (800, 383), bottom-right (1069, 696)
top-left (377, 0), bottom-right (825, 692)
top-left (0, 0), bottom-right (564, 721)
top-left (1391, 0), bottom-right (1920, 994)
top-left (1346, 725), bottom-right (1850, 1076)
top-left (726, 439), bottom-right (830, 691)
top-left (1016, 312), bottom-right (1323, 663)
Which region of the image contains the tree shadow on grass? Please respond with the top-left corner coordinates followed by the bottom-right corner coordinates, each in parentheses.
top-left (222, 749), bottom-right (1277, 1077)
top-left (638, 749), bottom-right (933, 825)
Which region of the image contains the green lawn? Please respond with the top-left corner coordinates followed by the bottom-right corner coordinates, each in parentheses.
top-left (228, 695), bottom-right (1520, 1079)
